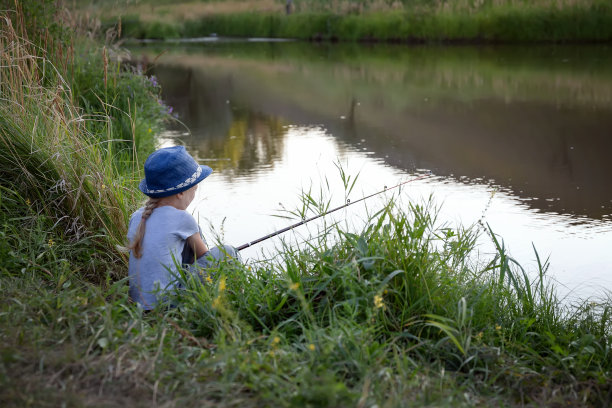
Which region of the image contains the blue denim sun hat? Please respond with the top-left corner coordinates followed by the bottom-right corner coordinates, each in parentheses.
top-left (139, 146), bottom-right (213, 198)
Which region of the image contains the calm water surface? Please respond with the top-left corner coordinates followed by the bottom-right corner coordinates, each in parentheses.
top-left (130, 41), bottom-right (612, 300)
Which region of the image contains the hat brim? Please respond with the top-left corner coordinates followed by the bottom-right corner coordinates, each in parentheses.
top-left (139, 165), bottom-right (213, 198)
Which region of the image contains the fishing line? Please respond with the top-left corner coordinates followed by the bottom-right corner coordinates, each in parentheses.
top-left (236, 172), bottom-right (433, 251)
top-left (477, 187), bottom-right (498, 242)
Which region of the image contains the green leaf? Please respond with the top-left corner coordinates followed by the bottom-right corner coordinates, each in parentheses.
top-left (97, 337), bottom-right (109, 349)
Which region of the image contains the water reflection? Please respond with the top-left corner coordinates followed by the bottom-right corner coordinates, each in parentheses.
top-left (129, 41), bottom-right (612, 299)
top-left (150, 65), bottom-right (287, 175)
top-left (144, 43), bottom-right (612, 219)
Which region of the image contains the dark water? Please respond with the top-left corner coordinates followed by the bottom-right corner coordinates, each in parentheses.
top-left (130, 41), bottom-right (612, 300)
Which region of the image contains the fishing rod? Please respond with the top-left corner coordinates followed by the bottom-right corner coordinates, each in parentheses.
top-left (236, 172), bottom-right (432, 251)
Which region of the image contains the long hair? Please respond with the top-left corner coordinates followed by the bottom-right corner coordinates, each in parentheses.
top-left (128, 198), bottom-right (160, 258)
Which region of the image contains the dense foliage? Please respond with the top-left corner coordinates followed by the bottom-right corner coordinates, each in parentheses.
top-left (85, 0), bottom-right (612, 43)
top-left (0, 1), bottom-right (168, 279)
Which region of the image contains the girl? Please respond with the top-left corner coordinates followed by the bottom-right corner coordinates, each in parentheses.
top-left (127, 145), bottom-right (239, 310)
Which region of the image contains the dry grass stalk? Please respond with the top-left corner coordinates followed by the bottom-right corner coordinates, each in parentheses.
top-left (1, 13), bottom-right (137, 279)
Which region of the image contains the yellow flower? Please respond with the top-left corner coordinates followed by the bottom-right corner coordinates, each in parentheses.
top-left (212, 296), bottom-right (221, 309)
top-left (48, 238), bottom-right (55, 247)
top-left (272, 336), bottom-right (280, 345)
top-left (374, 294), bottom-right (385, 310)
top-left (495, 324), bottom-right (502, 331)
top-left (289, 282), bottom-right (300, 291)
top-left (308, 344), bottom-right (315, 351)
top-left (218, 277), bottom-right (226, 292)
top-left (383, 289), bottom-right (388, 295)
top-left (476, 332), bottom-right (483, 340)
top-left (25, 198), bottom-right (31, 207)
top-left (101, 184), bottom-right (106, 189)
top-left (206, 275), bottom-right (213, 284)
top-left (148, 128), bottom-right (152, 133)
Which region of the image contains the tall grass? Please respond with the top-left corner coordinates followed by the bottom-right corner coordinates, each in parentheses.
top-left (165, 187), bottom-right (612, 405)
top-left (178, 5), bottom-right (612, 43)
top-left (293, 0), bottom-right (609, 14)
top-left (3, 171), bottom-right (610, 405)
top-left (0, 7), bottom-right (167, 280)
top-left (90, 0), bottom-right (612, 43)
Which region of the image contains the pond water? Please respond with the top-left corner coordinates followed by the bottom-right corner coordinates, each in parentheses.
top-left (129, 41), bottom-right (612, 301)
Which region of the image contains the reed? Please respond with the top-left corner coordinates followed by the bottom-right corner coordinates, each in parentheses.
top-left (92, 0), bottom-right (612, 43)
top-left (0, 6), bottom-right (166, 280)
top-left (180, 5), bottom-right (612, 43)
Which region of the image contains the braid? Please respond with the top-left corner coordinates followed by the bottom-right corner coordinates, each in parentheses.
top-left (128, 198), bottom-right (160, 259)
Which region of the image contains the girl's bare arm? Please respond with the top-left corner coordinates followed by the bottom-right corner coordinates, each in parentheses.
top-left (186, 232), bottom-right (209, 259)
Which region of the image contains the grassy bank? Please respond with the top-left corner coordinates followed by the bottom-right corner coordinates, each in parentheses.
top-left (3, 187), bottom-right (612, 406)
top-left (85, 0), bottom-right (612, 43)
top-left (0, 0), bottom-right (168, 277)
top-left (2, 1), bottom-right (612, 407)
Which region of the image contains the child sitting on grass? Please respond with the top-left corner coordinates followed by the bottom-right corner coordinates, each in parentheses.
top-left (127, 145), bottom-right (239, 310)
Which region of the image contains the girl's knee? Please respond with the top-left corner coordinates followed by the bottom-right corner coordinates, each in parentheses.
top-left (219, 244), bottom-right (242, 262)
top-left (210, 245), bottom-right (242, 263)
top-left (195, 244), bottom-right (242, 268)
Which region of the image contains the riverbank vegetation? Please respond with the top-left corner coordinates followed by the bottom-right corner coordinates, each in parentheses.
top-left (0, 0), bottom-right (169, 280)
top-left (1, 1), bottom-right (611, 406)
top-left (81, 0), bottom-right (612, 43)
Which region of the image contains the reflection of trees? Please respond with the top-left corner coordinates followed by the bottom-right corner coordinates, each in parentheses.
top-left (191, 108), bottom-right (286, 175)
top-left (152, 64), bottom-right (286, 176)
top-left (147, 45), bottom-right (612, 217)
top-left (153, 64), bottom-right (233, 141)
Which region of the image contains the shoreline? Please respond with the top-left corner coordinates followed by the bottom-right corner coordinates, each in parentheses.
top-left (127, 34), bottom-right (612, 46)
top-left (109, 7), bottom-right (612, 44)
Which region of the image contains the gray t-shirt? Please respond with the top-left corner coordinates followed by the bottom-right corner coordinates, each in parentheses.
top-left (128, 206), bottom-right (200, 310)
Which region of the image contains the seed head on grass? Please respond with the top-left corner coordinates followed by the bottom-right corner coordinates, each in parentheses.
top-left (212, 296), bottom-right (221, 309)
top-left (374, 294), bottom-right (385, 310)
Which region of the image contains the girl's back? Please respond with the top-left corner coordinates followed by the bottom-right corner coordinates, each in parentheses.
top-left (128, 205), bottom-right (199, 309)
